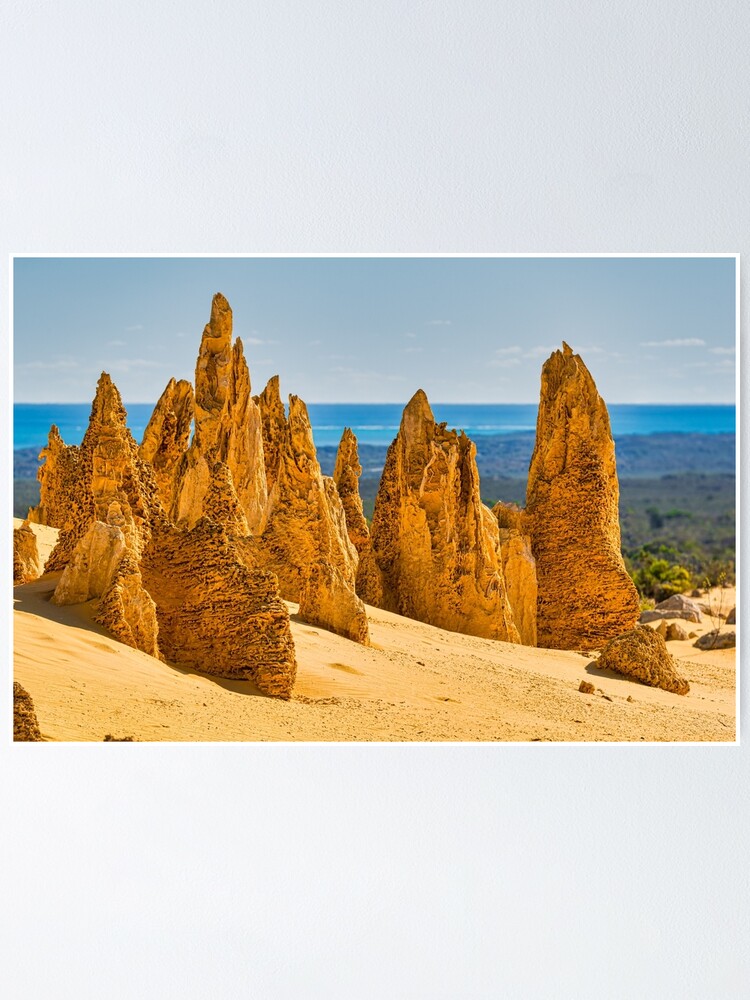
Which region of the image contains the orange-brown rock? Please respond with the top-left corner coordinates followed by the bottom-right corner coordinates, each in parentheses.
top-left (140, 518), bottom-right (297, 697)
top-left (254, 374), bottom-right (287, 493)
top-left (174, 295), bottom-right (267, 532)
top-left (45, 374), bottom-right (163, 571)
top-left (596, 626), bottom-right (690, 695)
top-left (52, 520), bottom-right (127, 605)
top-left (364, 390), bottom-right (520, 642)
top-left (28, 425), bottom-right (82, 528)
top-left (95, 549), bottom-right (160, 658)
top-left (333, 428), bottom-right (370, 554)
top-left (139, 377), bottom-right (194, 515)
top-left (13, 521), bottom-right (42, 584)
top-left (259, 395), bottom-right (370, 644)
top-left (525, 343), bottom-right (640, 649)
top-left (202, 462), bottom-right (250, 536)
top-left (13, 682), bottom-right (42, 741)
top-left (493, 503), bottom-right (537, 647)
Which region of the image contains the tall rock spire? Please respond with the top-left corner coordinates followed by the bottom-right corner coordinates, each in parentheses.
top-left (173, 293), bottom-right (268, 532)
top-left (259, 395), bottom-right (371, 644)
top-left (363, 389), bottom-right (521, 643)
top-left (525, 343), bottom-right (640, 648)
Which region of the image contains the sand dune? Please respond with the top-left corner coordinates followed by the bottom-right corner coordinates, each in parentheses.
top-left (13, 521), bottom-right (735, 743)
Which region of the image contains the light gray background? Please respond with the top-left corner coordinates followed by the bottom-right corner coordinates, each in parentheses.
top-left (1, 2), bottom-right (747, 997)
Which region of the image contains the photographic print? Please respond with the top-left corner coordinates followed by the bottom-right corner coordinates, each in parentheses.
top-left (12, 255), bottom-right (738, 742)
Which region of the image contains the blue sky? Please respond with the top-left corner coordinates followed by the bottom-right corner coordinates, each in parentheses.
top-left (13, 256), bottom-right (736, 404)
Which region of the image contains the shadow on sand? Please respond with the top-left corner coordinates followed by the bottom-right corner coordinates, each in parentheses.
top-left (14, 573), bottom-right (270, 699)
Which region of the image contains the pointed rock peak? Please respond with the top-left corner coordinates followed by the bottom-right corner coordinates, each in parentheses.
top-left (339, 426), bottom-right (357, 453)
top-left (200, 293), bottom-right (233, 352)
top-left (258, 374), bottom-right (283, 409)
top-left (287, 395), bottom-right (317, 462)
top-left (404, 388), bottom-right (433, 420)
top-left (400, 388), bottom-right (435, 445)
top-left (335, 427), bottom-right (362, 479)
top-left (562, 341), bottom-right (573, 355)
top-left (88, 372), bottom-right (128, 427)
top-left (210, 291), bottom-right (232, 325)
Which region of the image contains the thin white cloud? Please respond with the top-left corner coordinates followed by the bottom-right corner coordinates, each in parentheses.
top-left (426, 319), bottom-right (451, 326)
top-left (490, 357), bottom-right (521, 368)
top-left (308, 339), bottom-right (322, 347)
top-left (494, 346), bottom-right (522, 356)
top-left (107, 339), bottom-right (126, 347)
top-left (640, 338), bottom-right (706, 347)
top-left (125, 323), bottom-right (144, 331)
top-left (523, 345), bottom-right (559, 358)
top-left (404, 332), bottom-right (417, 339)
top-left (17, 359), bottom-right (79, 371)
top-left (403, 347), bottom-right (424, 354)
top-left (709, 346), bottom-right (735, 355)
top-left (108, 359), bottom-right (167, 373)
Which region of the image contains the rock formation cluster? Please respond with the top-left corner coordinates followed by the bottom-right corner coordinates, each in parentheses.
top-left (20, 295), bottom-right (661, 701)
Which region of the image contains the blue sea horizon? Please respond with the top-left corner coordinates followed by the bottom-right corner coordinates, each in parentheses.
top-left (13, 401), bottom-right (737, 451)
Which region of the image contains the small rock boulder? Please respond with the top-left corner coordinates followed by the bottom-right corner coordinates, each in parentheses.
top-left (640, 609), bottom-right (700, 624)
top-left (726, 607), bottom-right (736, 625)
top-left (666, 621), bottom-right (690, 641)
top-left (578, 680), bottom-right (595, 694)
top-left (651, 619), bottom-right (668, 638)
top-left (13, 682), bottom-right (42, 741)
top-left (596, 626), bottom-right (690, 695)
top-left (694, 630), bottom-right (736, 650)
top-left (654, 593), bottom-right (703, 622)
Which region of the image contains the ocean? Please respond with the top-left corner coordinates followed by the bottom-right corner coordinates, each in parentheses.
top-left (13, 402), bottom-right (736, 451)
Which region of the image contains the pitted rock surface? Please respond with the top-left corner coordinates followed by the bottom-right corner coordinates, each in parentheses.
top-left (525, 344), bottom-right (640, 649)
top-left (364, 390), bottom-right (520, 642)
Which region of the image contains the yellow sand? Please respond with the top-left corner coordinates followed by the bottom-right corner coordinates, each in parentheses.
top-left (13, 520), bottom-right (736, 742)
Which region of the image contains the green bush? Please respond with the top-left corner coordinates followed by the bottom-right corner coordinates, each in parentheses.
top-left (630, 555), bottom-right (693, 601)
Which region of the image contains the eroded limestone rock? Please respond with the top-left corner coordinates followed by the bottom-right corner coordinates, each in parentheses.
top-left (13, 521), bottom-right (42, 584)
top-left (95, 549), bottom-right (160, 658)
top-left (52, 520), bottom-right (127, 605)
top-left (174, 295), bottom-right (267, 532)
top-left (45, 374), bottom-right (163, 571)
top-left (141, 518), bottom-right (297, 697)
top-left (259, 396), bottom-right (370, 644)
top-left (493, 502), bottom-right (537, 647)
top-left (254, 375), bottom-right (287, 493)
top-left (525, 343), bottom-right (640, 649)
top-left (139, 377), bottom-right (194, 515)
top-left (364, 390), bottom-right (520, 642)
top-left (596, 626), bottom-right (690, 695)
top-left (333, 428), bottom-right (370, 554)
top-left (202, 462), bottom-right (250, 536)
top-left (28, 425), bottom-right (82, 529)
top-left (13, 682), bottom-right (42, 741)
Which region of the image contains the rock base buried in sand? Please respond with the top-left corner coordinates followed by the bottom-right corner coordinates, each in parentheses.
top-left (14, 682), bottom-right (42, 741)
top-left (596, 626), bottom-right (690, 695)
